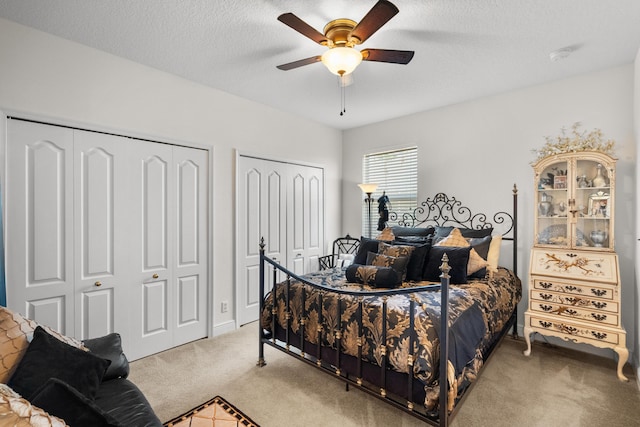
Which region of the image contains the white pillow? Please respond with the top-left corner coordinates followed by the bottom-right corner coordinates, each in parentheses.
top-left (486, 235), bottom-right (502, 276)
top-left (338, 253), bottom-right (354, 267)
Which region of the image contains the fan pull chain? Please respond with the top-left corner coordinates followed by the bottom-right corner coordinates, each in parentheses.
top-left (339, 74), bottom-right (346, 116)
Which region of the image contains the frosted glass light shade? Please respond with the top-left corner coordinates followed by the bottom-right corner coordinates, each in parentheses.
top-left (358, 183), bottom-right (378, 194)
top-left (321, 47), bottom-right (363, 76)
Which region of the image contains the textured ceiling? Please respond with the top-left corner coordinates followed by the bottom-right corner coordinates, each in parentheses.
top-left (1, 0), bottom-right (639, 130)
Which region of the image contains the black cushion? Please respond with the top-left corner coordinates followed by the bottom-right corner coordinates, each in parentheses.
top-left (353, 236), bottom-right (380, 265)
top-left (422, 246), bottom-right (471, 284)
top-left (31, 378), bottom-right (122, 427)
top-left (83, 333), bottom-right (130, 380)
top-left (345, 264), bottom-right (400, 288)
top-left (391, 240), bottom-right (432, 282)
top-left (391, 226), bottom-right (435, 237)
top-left (93, 378), bottom-right (163, 427)
top-left (8, 326), bottom-right (110, 400)
top-left (434, 226), bottom-right (493, 241)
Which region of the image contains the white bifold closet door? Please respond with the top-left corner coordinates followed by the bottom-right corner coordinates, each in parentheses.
top-left (5, 119), bottom-right (208, 360)
top-left (236, 155), bottom-right (324, 327)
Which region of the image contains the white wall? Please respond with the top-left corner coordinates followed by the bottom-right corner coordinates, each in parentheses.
top-left (0, 18), bottom-right (343, 335)
top-left (634, 48), bottom-right (640, 382)
top-left (343, 65), bottom-right (637, 362)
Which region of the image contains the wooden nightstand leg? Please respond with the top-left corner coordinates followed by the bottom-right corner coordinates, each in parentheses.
top-left (523, 326), bottom-right (533, 356)
top-left (614, 346), bottom-right (629, 382)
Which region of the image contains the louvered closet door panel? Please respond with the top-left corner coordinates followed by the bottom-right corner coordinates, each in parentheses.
top-left (5, 120), bottom-right (74, 335)
top-left (127, 141), bottom-right (175, 359)
top-left (172, 146), bottom-right (208, 346)
top-left (73, 130), bottom-right (130, 342)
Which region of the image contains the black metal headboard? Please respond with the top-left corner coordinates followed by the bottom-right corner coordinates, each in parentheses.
top-left (388, 185), bottom-right (518, 274)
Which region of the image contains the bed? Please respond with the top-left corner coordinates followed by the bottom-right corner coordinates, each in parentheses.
top-left (257, 186), bottom-right (521, 426)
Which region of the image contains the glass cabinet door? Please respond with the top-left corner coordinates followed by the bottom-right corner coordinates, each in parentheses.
top-left (535, 159), bottom-right (569, 246)
top-left (533, 151), bottom-right (615, 251)
top-left (574, 159), bottom-right (613, 249)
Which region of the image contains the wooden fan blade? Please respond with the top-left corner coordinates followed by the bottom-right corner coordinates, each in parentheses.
top-left (278, 13), bottom-right (327, 45)
top-left (350, 0), bottom-right (399, 44)
top-left (361, 49), bottom-right (414, 64)
top-left (276, 55), bottom-right (322, 71)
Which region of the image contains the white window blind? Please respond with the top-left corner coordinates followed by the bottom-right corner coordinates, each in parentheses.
top-left (361, 147), bottom-right (418, 237)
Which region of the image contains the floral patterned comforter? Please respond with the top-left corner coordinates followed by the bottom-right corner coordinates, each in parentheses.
top-left (261, 267), bottom-right (521, 412)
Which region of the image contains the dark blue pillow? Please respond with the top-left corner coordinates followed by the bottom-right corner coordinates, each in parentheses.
top-left (392, 240), bottom-right (432, 281)
top-left (353, 236), bottom-right (380, 265)
top-left (434, 226), bottom-right (493, 241)
top-left (422, 246), bottom-right (471, 284)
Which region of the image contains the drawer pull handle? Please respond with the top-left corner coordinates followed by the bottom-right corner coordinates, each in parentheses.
top-left (539, 282), bottom-right (553, 289)
top-left (564, 285), bottom-right (579, 292)
top-left (539, 304), bottom-right (553, 312)
top-left (591, 313), bottom-right (607, 322)
top-left (591, 289), bottom-right (607, 297)
top-left (592, 301), bottom-right (607, 309)
top-left (539, 293), bottom-right (553, 301)
top-left (539, 321), bottom-right (552, 328)
top-left (591, 331), bottom-right (607, 340)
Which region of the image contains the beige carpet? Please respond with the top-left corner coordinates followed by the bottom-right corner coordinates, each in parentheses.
top-left (129, 322), bottom-right (640, 427)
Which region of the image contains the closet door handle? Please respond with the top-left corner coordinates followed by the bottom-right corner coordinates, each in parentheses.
top-left (94, 281), bottom-right (102, 287)
top-left (152, 274), bottom-right (159, 279)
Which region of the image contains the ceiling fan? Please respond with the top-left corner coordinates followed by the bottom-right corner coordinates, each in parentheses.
top-left (276, 0), bottom-right (414, 77)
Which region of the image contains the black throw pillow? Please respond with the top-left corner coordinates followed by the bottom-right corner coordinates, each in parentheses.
top-left (8, 326), bottom-right (110, 400)
top-left (31, 378), bottom-right (122, 427)
top-left (83, 333), bottom-right (129, 381)
top-left (434, 226), bottom-right (493, 241)
top-left (422, 246), bottom-right (471, 284)
top-left (353, 236), bottom-right (380, 265)
top-left (345, 264), bottom-right (400, 288)
top-left (391, 226), bottom-right (435, 237)
top-left (392, 240), bottom-right (432, 281)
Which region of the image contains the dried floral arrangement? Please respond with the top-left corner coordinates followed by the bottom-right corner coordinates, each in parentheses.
top-left (531, 122), bottom-right (616, 163)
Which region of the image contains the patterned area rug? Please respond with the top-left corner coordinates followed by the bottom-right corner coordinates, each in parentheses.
top-left (164, 395), bottom-right (259, 427)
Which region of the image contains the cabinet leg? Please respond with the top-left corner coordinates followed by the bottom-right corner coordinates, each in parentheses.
top-left (523, 326), bottom-right (533, 356)
top-left (614, 346), bottom-right (629, 382)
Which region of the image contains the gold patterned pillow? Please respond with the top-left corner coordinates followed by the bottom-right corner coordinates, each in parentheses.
top-left (366, 252), bottom-right (409, 284)
top-left (378, 242), bottom-right (415, 281)
top-left (375, 227), bottom-right (395, 242)
top-left (0, 307), bottom-right (86, 383)
top-left (0, 384), bottom-right (67, 426)
top-left (435, 228), bottom-right (488, 275)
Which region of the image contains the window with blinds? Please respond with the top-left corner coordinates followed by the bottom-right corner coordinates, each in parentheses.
top-left (361, 147), bottom-right (418, 237)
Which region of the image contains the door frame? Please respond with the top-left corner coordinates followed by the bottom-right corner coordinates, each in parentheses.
top-left (0, 109), bottom-right (214, 340)
top-left (234, 150), bottom-right (326, 329)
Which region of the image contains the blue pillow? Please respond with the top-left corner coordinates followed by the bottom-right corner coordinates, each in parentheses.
top-left (353, 236), bottom-right (380, 265)
top-left (422, 246), bottom-right (471, 284)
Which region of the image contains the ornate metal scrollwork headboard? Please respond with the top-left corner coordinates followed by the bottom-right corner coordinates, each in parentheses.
top-left (388, 185), bottom-right (518, 238)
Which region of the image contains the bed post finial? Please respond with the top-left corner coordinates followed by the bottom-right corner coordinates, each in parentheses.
top-left (259, 237), bottom-right (265, 253)
top-left (439, 253), bottom-right (451, 279)
top-left (513, 183), bottom-right (518, 195)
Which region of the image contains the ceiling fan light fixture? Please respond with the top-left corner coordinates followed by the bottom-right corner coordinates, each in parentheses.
top-left (321, 47), bottom-right (363, 76)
